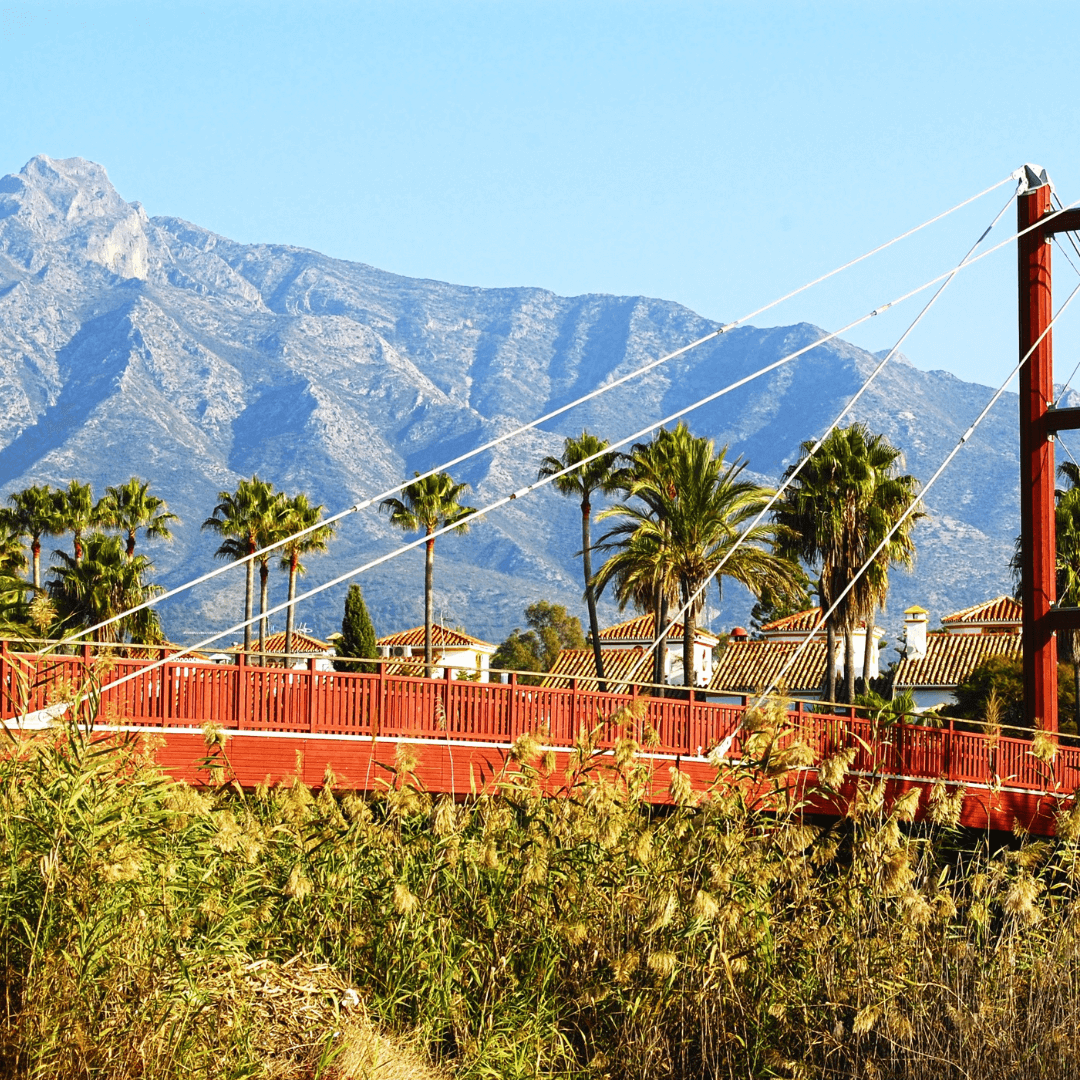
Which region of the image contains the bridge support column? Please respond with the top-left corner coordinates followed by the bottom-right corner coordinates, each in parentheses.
top-left (1019, 175), bottom-right (1057, 732)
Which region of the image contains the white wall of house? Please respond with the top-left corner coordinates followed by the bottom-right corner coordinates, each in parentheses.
top-left (908, 688), bottom-right (954, 711)
top-left (662, 640), bottom-right (715, 687)
top-left (378, 644), bottom-right (492, 681)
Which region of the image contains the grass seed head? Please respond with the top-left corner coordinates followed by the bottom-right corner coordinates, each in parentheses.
top-left (284, 865), bottom-right (314, 901)
top-left (510, 731), bottom-right (541, 764)
top-left (891, 787), bottom-right (921, 823)
top-left (611, 951), bottom-right (640, 984)
top-left (646, 950), bottom-right (677, 977)
top-left (393, 882), bottom-right (420, 916)
top-left (692, 889), bottom-right (720, 921)
top-left (1004, 873), bottom-right (1043, 923)
top-left (818, 746), bottom-right (858, 791)
top-left (1032, 730), bottom-right (1059, 764)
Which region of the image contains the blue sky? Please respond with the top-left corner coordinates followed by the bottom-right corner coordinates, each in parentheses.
top-left (4, 1), bottom-right (1080, 387)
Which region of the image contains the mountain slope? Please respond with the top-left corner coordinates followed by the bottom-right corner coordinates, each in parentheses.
top-left (0, 155), bottom-right (1023, 651)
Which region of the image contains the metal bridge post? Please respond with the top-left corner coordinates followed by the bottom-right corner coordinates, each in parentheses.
top-left (1018, 176), bottom-right (1058, 732)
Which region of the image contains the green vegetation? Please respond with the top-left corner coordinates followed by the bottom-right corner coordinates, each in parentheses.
top-left (492, 601), bottom-right (586, 683)
top-left (278, 493), bottom-right (335, 661)
top-left (774, 423), bottom-right (922, 703)
top-left (335, 583), bottom-right (379, 673)
top-left (47, 533), bottom-right (164, 644)
top-left (203, 476), bottom-right (282, 656)
top-left (381, 472), bottom-right (474, 678)
top-left (597, 423), bottom-right (801, 689)
top-left (951, 653), bottom-right (1079, 736)
top-left (7, 697), bottom-right (1080, 1079)
top-left (538, 432), bottom-right (620, 692)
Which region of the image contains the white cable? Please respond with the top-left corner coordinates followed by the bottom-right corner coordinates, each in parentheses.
top-left (747, 276), bottom-right (1080, 714)
top-left (55, 173), bottom-right (1025, 646)
top-left (641, 184), bottom-right (1020, 671)
top-left (89, 199), bottom-right (1080, 695)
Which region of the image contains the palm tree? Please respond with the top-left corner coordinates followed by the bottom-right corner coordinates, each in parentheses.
top-left (381, 471), bottom-right (475, 677)
top-left (253, 494), bottom-right (290, 664)
top-left (774, 424), bottom-right (922, 703)
top-left (52, 480), bottom-right (99, 564)
top-left (0, 517), bottom-right (28, 580)
top-left (597, 426), bottom-right (800, 689)
top-left (98, 477), bottom-right (178, 559)
top-left (538, 432), bottom-right (620, 692)
top-left (601, 425), bottom-right (698, 686)
top-left (278, 494), bottom-right (335, 663)
top-left (7, 485), bottom-right (59, 589)
top-left (47, 533), bottom-right (163, 643)
top-left (202, 476), bottom-right (279, 657)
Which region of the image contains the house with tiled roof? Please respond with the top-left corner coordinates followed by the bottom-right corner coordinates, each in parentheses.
top-left (709, 638), bottom-right (830, 701)
top-left (708, 607), bottom-right (886, 703)
top-left (597, 612), bottom-right (720, 687)
top-left (541, 646), bottom-right (654, 693)
top-left (219, 630), bottom-right (336, 670)
top-left (376, 624), bottom-right (497, 681)
top-left (894, 598), bottom-right (1021, 710)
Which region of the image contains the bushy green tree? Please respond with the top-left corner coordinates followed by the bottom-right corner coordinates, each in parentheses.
top-left (492, 601), bottom-right (585, 683)
top-left (749, 569), bottom-right (814, 637)
top-left (951, 654), bottom-right (1077, 735)
top-left (334, 584), bottom-right (378, 673)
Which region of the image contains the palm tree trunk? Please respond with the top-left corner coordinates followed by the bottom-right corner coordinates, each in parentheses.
top-left (425, 533), bottom-right (435, 679)
top-left (1073, 629), bottom-right (1080, 731)
top-left (259, 561), bottom-right (269, 666)
top-left (243, 543), bottom-right (255, 657)
top-left (74, 534), bottom-right (83, 566)
top-left (861, 608), bottom-right (876, 688)
top-left (683, 580), bottom-right (695, 690)
top-left (126, 531), bottom-right (136, 559)
top-left (31, 538), bottom-right (40, 590)
top-left (825, 620), bottom-right (837, 704)
top-left (654, 591), bottom-right (669, 690)
top-left (581, 499), bottom-right (606, 693)
top-left (844, 628), bottom-right (856, 704)
top-left (285, 553), bottom-right (298, 665)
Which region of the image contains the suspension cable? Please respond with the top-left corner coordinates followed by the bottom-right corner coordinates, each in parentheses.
top-left (54, 173), bottom-right (1026, 647)
top-left (639, 184), bottom-right (1020, 672)
top-left (731, 276), bottom-right (1080, 724)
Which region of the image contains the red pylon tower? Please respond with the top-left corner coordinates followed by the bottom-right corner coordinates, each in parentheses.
top-left (1019, 165), bottom-right (1080, 733)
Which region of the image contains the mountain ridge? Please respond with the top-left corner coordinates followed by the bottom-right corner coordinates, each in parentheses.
top-left (0, 155), bottom-right (1023, 655)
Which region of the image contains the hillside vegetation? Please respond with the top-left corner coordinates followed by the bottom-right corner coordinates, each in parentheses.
top-left (3, 698), bottom-right (1080, 1078)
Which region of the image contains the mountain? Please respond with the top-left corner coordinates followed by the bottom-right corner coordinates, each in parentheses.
top-left (0, 155), bottom-right (1026, 655)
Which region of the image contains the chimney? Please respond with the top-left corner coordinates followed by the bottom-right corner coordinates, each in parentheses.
top-left (730, 626), bottom-right (749, 640)
top-left (903, 606), bottom-right (928, 660)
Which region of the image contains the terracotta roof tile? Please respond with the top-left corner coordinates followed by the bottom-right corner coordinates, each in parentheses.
top-left (759, 608), bottom-right (824, 634)
top-left (709, 639), bottom-right (827, 695)
top-left (598, 612), bottom-right (718, 644)
top-left (377, 624), bottom-right (495, 650)
top-left (229, 631), bottom-right (332, 654)
top-left (893, 632), bottom-right (1021, 689)
top-left (541, 647), bottom-right (654, 692)
top-left (940, 595), bottom-right (1022, 626)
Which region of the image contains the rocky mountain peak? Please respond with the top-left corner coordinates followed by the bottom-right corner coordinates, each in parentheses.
top-left (0, 155), bottom-right (148, 280)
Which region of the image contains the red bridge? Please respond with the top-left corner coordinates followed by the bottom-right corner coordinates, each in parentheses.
top-left (2, 643), bottom-right (1075, 836)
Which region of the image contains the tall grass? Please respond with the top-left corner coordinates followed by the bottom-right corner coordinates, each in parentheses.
top-left (4, 691), bottom-right (1080, 1078)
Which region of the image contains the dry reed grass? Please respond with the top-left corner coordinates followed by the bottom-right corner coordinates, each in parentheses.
top-left (6, 684), bottom-right (1080, 1078)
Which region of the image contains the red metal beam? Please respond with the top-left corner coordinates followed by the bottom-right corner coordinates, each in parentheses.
top-left (1045, 406), bottom-right (1080, 432)
top-left (1019, 182), bottom-right (1058, 732)
top-left (1043, 208), bottom-right (1080, 237)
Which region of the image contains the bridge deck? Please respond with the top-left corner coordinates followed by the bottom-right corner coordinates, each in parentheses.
top-left (2, 646), bottom-right (1074, 835)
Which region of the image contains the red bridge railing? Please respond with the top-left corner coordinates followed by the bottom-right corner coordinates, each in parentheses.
top-left (3, 644), bottom-right (1080, 800)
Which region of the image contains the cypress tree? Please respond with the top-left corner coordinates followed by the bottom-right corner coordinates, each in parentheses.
top-left (334, 583), bottom-right (378, 673)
